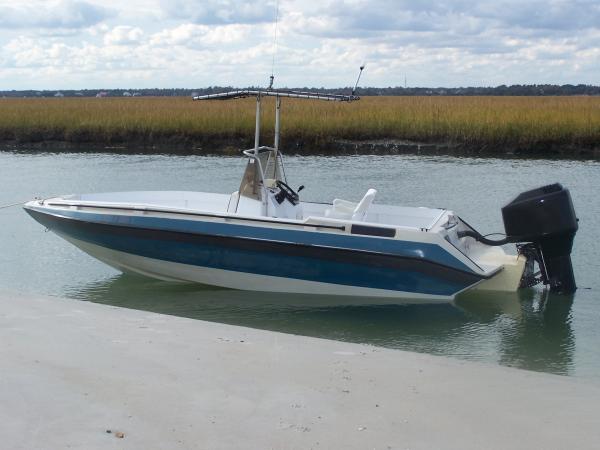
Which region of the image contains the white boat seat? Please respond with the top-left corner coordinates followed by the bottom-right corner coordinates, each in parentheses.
top-left (352, 188), bottom-right (377, 221)
top-left (325, 188), bottom-right (377, 221)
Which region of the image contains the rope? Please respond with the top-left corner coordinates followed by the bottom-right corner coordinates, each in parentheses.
top-left (0, 196), bottom-right (48, 209)
top-left (0, 201), bottom-right (26, 209)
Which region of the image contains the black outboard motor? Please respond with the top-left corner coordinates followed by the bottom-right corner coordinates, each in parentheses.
top-left (502, 183), bottom-right (578, 293)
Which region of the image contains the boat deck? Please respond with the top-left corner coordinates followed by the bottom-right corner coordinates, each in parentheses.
top-left (63, 191), bottom-right (447, 231)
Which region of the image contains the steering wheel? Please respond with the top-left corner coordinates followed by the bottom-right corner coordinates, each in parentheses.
top-left (275, 180), bottom-right (300, 205)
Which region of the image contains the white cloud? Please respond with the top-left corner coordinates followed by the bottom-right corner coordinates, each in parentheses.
top-left (160, 0), bottom-right (276, 25)
top-left (104, 26), bottom-right (144, 45)
top-left (0, 0), bottom-right (115, 29)
top-left (0, 0), bottom-right (598, 89)
top-left (149, 23), bottom-right (252, 47)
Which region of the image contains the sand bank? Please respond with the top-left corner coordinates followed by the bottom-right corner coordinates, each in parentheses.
top-left (1, 291), bottom-right (598, 450)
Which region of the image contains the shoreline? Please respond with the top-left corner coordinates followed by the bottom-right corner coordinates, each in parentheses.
top-left (2, 138), bottom-right (600, 159)
top-left (2, 290), bottom-right (599, 449)
top-left (2, 96), bottom-right (598, 159)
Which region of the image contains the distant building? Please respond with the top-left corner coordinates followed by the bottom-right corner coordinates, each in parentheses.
top-left (132, 92), bottom-right (141, 97)
top-left (54, 92), bottom-right (64, 97)
top-left (75, 92), bottom-right (84, 97)
top-left (96, 91), bottom-right (108, 98)
top-left (123, 91), bottom-right (132, 97)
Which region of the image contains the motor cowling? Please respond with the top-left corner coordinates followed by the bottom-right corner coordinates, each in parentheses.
top-left (502, 183), bottom-right (578, 293)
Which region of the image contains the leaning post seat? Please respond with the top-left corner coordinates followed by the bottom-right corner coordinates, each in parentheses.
top-left (325, 188), bottom-right (377, 221)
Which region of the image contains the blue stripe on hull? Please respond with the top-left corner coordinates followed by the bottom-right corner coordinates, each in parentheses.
top-left (44, 209), bottom-right (475, 273)
top-left (27, 209), bottom-right (481, 297)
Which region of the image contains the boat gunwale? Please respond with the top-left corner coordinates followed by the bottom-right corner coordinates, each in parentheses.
top-left (38, 199), bottom-right (421, 234)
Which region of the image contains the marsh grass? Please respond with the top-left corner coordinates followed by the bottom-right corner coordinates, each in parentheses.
top-left (0, 96), bottom-right (598, 152)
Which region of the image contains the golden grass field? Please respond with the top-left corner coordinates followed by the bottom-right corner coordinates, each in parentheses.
top-left (0, 96), bottom-right (599, 153)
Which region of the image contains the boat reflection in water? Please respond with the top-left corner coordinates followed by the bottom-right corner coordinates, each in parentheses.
top-left (65, 274), bottom-right (574, 376)
top-left (456, 289), bottom-right (574, 375)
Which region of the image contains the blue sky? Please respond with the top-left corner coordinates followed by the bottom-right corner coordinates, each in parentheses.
top-left (0, 0), bottom-right (598, 89)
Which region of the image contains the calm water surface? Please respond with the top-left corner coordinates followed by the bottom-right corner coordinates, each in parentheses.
top-left (1, 151), bottom-right (599, 379)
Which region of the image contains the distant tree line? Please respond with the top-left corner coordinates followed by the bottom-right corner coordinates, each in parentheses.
top-left (1, 84), bottom-right (599, 98)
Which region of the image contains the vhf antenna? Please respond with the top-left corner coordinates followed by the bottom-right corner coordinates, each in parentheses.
top-left (268, 0), bottom-right (280, 90)
top-left (351, 64), bottom-right (366, 96)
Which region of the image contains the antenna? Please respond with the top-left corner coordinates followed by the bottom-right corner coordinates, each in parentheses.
top-left (269, 0), bottom-right (281, 89)
top-left (351, 64), bottom-right (365, 96)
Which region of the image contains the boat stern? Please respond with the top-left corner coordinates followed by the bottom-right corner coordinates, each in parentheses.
top-left (471, 251), bottom-right (527, 292)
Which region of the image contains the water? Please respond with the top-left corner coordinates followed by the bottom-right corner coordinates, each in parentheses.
top-left (2, 151), bottom-right (599, 380)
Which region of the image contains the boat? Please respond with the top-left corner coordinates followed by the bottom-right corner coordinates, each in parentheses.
top-left (23, 88), bottom-right (579, 302)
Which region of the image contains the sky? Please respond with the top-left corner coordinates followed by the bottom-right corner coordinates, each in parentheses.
top-left (0, 0), bottom-right (598, 89)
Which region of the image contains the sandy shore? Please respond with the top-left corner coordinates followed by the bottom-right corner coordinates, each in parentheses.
top-left (1, 291), bottom-right (599, 450)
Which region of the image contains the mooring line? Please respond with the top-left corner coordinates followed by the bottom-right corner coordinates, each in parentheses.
top-left (0, 201), bottom-right (26, 209)
top-left (0, 196), bottom-right (47, 209)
